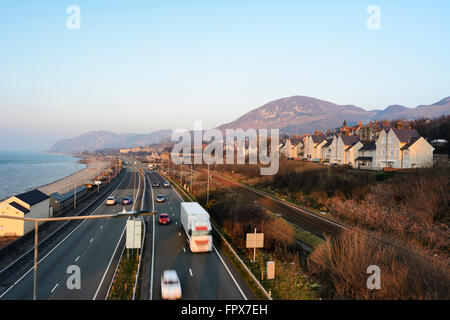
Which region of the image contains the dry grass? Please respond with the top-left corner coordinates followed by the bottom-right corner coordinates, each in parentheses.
top-left (308, 230), bottom-right (449, 299)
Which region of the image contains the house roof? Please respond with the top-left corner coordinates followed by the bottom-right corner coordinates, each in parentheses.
top-left (9, 201), bottom-right (30, 214)
top-left (290, 138), bottom-right (303, 146)
top-left (400, 137), bottom-right (421, 150)
top-left (322, 139), bottom-right (332, 148)
top-left (392, 128), bottom-right (421, 143)
top-left (360, 142), bottom-right (376, 151)
top-left (311, 134), bottom-right (327, 144)
top-left (340, 135), bottom-right (360, 146)
top-left (15, 189), bottom-right (49, 206)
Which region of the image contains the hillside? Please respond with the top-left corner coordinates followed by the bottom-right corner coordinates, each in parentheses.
top-left (48, 129), bottom-right (172, 153)
top-left (218, 96), bottom-right (450, 135)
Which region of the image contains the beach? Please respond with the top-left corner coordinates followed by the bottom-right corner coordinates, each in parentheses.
top-left (38, 157), bottom-right (111, 196)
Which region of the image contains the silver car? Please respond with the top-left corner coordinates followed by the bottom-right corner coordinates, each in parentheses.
top-left (161, 270), bottom-right (182, 300)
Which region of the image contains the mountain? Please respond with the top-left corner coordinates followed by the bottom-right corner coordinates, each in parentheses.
top-left (217, 95), bottom-right (450, 135)
top-left (48, 129), bottom-right (172, 153)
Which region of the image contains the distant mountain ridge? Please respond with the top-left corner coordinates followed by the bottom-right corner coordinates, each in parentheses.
top-left (48, 129), bottom-right (172, 153)
top-left (49, 95), bottom-right (449, 152)
top-left (217, 95), bottom-right (450, 135)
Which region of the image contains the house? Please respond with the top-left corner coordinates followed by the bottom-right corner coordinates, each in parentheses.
top-left (303, 134), bottom-right (327, 161)
top-left (400, 136), bottom-right (434, 168)
top-left (0, 189), bottom-right (51, 236)
top-left (374, 128), bottom-right (433, 169)
top-left (286, 138), bottom-right (304, 159)
top-left (321, 139), bottom-right (333, 162)
top-left (329, 135), bottom-right (361, 165)
top-left (355, 142), bottom-right (377, 169)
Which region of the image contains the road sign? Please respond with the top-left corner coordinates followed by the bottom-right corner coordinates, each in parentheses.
top-left (246, 229), bottom-right (264, 262)
top-left (126, 219), bottom-right (142, 249)
top-left (246, 232), bottom-right (264, 248)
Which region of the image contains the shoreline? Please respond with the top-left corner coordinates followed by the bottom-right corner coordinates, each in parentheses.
top-left (38, 155), bottom-right (111, 196)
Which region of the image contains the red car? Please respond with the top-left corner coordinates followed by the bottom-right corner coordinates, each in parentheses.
top-left (158, 213), bottom-right (170, 225)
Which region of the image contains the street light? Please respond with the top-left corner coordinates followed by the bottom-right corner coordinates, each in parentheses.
top-left (0, 210), bottom-right (156, 300)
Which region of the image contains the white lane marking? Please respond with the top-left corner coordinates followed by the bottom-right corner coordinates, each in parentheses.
top-left (178, 232), bottom-right (181, 236)
top-left (213, 245), bottom-right (248, 300)
top-left (0, 170), bottom-right (129, 299)
top-left (183, 247), bottom-right (186, 253)
top-left (100, 225), bottom-right (103, 229)
top-left (90, 238), bottom-right (94, 243)
top-left (165, 172), bottom-right (248, 300)
top-left (94, 224), bottom-right (127, 300)
top-left (147, 171), bottom-right (156, 301)
top-left (105, 166), bottom-right (144, 300)
top-left (51, 283), bottom-right (59, 293)
top-left (189, 268), bottom-right (193, 277)
top-left (75, 256), bottom-right (80, 262)
top-left (175, 221), bottom-right (177, 225)
top-left (0, 169), bottom-right (128, 277)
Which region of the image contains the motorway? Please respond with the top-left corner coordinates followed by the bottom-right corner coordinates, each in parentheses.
top-left (0, 166), bottom-right (143, 300)
top-left (0, 159), bottom-right (256, 300)
top-left (144, 170), bottom-right (255, 300)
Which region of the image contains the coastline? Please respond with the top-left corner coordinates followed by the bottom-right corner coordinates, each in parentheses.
top-left (38, 155), bottom-right (110, 196)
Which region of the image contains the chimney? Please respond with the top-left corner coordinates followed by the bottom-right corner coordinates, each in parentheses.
top-left (359, 121), bottom-right (362, 126)
top-left (397, 121), bottom-right (403, 130)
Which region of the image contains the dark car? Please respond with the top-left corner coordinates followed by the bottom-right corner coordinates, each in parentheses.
top-left (158, 213), bottom-right (170, 225)
top-left (122, 197), bottom-right (132, 205)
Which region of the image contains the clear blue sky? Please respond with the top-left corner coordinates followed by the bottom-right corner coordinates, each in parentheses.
top-left (0, 0), bottom-right (449, 150)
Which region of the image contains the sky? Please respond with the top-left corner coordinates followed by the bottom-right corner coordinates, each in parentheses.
top-left (0, 0), bottom-right (449, 150)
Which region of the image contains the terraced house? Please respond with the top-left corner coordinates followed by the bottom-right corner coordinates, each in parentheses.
top-left (329, 135), bottom-right (361, 165)
top-left (303, 134), bottom-right (327, 161)
top-left (375, 128), bottom-right (434, 169)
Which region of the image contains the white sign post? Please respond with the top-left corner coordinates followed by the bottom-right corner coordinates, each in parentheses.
top-left (246, 228), bottom-right (264, 262)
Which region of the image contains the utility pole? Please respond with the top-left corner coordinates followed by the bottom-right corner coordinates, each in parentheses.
top-left (180, 163), bottom-right (183, 186)
top-left (207, 163), bottom-right (210, 204)
top-left (191, 163), bottom-right (193, 194)
top-left (74, 181), bottom-right (77, 209)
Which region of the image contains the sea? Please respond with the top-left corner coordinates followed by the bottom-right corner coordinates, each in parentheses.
top-left (0, 151), bottom-right (86, 201)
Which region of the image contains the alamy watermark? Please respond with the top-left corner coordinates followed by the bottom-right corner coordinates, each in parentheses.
top-left (366, 5), bottom-right (381, 30)
top-left (171, 121), bottom-right (279, 175)
top-left (366, 265), bottom-right (381, 290)
top-left (66, 265), bottom-right (81, 290)
top-left (67, 5), bottom-right (81, 30)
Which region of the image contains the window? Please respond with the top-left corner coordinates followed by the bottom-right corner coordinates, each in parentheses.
top-left (390, 149), bottom-right (393, 156)
top-left (390, 138), bottom-right (394, 143)
top-left (405, 150), bottom-right (409, 156)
